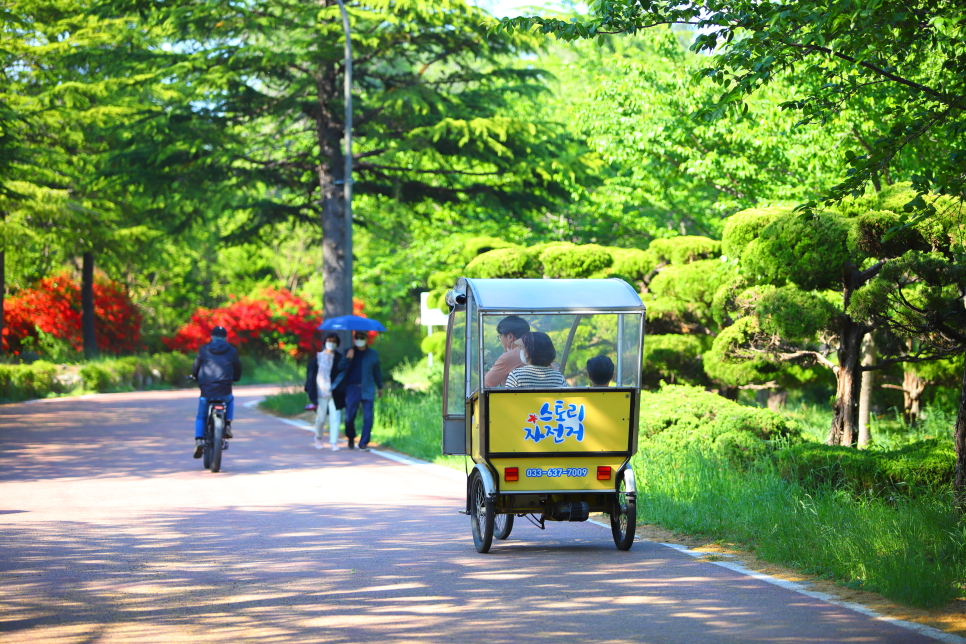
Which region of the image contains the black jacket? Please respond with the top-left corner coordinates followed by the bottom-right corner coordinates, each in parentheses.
top-left (304, 350), bottom-right (347, 410)
top-left (192, 339), bottom-right (242, 399)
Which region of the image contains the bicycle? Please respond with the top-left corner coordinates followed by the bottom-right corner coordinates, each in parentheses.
top-left (201, 398), bottom-right (230, 472)
top-left (187, 375), bottom-right (231, 473)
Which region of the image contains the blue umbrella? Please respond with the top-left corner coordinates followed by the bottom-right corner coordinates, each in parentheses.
top-left (318, 315), bottom-right (388, 333)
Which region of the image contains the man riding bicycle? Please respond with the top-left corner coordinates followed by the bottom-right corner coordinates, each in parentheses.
top-left (192, 326), bottom-right (242, 458)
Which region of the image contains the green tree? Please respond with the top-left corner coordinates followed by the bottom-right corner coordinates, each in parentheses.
top-left (537, 30), bottom-right (849, 241)
top-left (709, 186), bottom-right (965, 446)
top-left (106, 0), bottom-right (594, 321)
top-left (2, 0), bottom-right (168, 357)
top-left (498, 1), bottom-right (966, 209)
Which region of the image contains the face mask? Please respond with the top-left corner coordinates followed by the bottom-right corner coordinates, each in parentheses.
top-left (354, 338), bottom-right (367, 348)
top-left (325, 342), bottom-right (337, 351)
top-left (520, 349), bottom-right (528, 363)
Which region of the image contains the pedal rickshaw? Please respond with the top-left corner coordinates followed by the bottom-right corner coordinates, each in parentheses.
top-left (441, 278), bottom-right (645, 553)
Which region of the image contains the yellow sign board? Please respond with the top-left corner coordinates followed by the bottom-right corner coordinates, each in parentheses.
top-left (487, 391), bottom-right (632, 453)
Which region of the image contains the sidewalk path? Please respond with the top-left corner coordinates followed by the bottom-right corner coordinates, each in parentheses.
top-left (0, 387), bottom-right (950, 643)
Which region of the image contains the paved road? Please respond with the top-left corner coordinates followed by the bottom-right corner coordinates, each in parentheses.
top-left (0, 387), bottom-right (945, 643)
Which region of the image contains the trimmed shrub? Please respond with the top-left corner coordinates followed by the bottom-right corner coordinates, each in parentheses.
top-left (608, 248), bottom-right (658, 282)
top-left (0, 361), bottom-right (62, 402)
top-left (78, 353), bottom-right (194, 393)
top-left (721, 206), bottom-right (786, 261)
top-left (539, 243), bottom-right (613, 278)
top-left (639, 385), bottom-right (801, 440)
top-left (465, 247), bottom-right (537, 278)
top-left (649, 236), bottom-right (721, 265)
top-left (774, 439), bottom-right (955, 497)
top-left (460, 236), bottom-right (518, 265)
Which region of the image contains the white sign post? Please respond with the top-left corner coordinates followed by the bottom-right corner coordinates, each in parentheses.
top-left (419, 292), bottom-right (449, 366)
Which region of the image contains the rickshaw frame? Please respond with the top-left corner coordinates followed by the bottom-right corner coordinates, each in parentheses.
top-left (441, 278), bottom-right (646, 552)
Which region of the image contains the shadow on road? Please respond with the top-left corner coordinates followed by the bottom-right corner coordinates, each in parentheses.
top-left (0, 501), bottom-right (930, 644)
top-left (0, 388), bottom-right (320, 483)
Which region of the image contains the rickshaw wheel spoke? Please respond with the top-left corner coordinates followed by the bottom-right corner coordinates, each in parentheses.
top-left (493, 512), bottom-right (513, 540)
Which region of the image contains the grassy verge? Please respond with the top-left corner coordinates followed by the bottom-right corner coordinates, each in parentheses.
top-left (258, 385), bottom-right (309, 416)
top-left (370, 390), bottom-right (469, 470)
top-left (633, 444), bottom-right (965, 608)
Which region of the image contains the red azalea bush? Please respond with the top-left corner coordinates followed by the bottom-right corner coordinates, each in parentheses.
top-left (165, 288), bottom-right (365, 359)
top-left (2, 273), bottom-right (142, 355)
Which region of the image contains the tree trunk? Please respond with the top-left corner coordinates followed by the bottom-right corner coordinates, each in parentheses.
top-left (81, 251), bottom-right (98, 359)
top-left (828, 320), bottom-right (865, 446)
top-left (857, 336), bottom-right (876, 447)
top-left (954, 359), bottom-right (966, 512)
top-left (767, 389), bottom-right (788, 411)
top-left (314, 54), bottom-right (351, 323)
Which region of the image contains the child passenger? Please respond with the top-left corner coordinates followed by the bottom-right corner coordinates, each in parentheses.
top-left (586, 355), bottom-right (615, 386)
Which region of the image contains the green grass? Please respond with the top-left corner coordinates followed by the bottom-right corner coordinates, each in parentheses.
top-left (779, 400), bottom-right (956, 449)
top-left (239, 356), bottom-right (303, 385)
top-left (632, 444), bottom-right (966, 608)
top-left (370, 390), bottom-right (469, 471)
top-left (259, 386), bottom-right (309, 416)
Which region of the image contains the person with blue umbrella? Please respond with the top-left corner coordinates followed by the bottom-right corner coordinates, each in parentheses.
top-left (318, 316), bottom-right (387, 451)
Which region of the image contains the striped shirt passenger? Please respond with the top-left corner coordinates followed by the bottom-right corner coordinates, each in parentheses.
top-left (505, 331), bottom-right (567, 388)
top-left (505, 365), bottom-right (567, 388)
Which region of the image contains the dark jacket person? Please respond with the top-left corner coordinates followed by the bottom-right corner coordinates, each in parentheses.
top-left (192, 326), bottom-right (242, 457)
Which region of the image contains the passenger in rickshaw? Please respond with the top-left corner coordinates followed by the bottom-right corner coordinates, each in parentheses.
top-left (587, 355), bottom-right (615, 386)
top-left (484, 315), bottom-right (530, 387)
top-left (505, 332), bottom-right (567, 388)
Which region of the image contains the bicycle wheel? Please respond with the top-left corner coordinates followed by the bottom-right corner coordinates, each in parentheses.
top-left (469, 473), bottom-right (494, 553)
top-left (493, 513), bottom-right (514, 540)
top-left (202, 429), bottom-right (212, 469)
top-left (610, 472), bottom-right (636, 551)
top-left (210, 413), bottom-right (224, 473)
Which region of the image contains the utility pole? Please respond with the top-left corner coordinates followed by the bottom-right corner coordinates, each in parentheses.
top-left (336, 0), bottom-right (353, 318)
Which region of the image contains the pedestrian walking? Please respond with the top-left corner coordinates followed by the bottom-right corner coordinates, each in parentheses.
top-left (304, 332), bottom-right (347, 451)
top-left (341, 331), bottom-right (383, 451)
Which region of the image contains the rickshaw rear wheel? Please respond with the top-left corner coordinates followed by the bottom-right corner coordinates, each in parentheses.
top-left (469, 473), bottom-right (495, 553)
top-left (611, 474), bottom-right (636, 551)
top-left (493, 513), bottom-right (514, 540)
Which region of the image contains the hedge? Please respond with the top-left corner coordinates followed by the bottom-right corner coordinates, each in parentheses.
top-left (637, 385), bottom-right (801, 469)
top-left (539, 243), bottom-right (613, 278)
top-left (774, 439), bottom-right (955, 497)
top-left (0, 361), bottom-right (65, 402)
top-left (0, 353), bottom-right (195, 402)
top-left (648, 236), bottom-right (722, 265)
top-left (77, 353), bottom-right (194, 393)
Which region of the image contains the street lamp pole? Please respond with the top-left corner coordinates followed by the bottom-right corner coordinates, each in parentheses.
top-left (336, 0), bottom-right (353, 318)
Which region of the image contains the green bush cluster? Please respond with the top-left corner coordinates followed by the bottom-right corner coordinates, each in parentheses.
top-left (539, 243), bottom-right (613, 278)
top-left (638, 384), bottom-right (801, 467)
top-left (0, 361), bottom-right (64, 402)
top-left (465, 247), bottom-right (535, 278)
top-left (78, 353), bottom-right (194, 393)
top-left (774, 439), bottom-right (955, 497)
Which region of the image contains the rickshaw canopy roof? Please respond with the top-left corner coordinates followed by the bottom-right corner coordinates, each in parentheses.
top-left (463, 278), bottom-right (645, 312)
